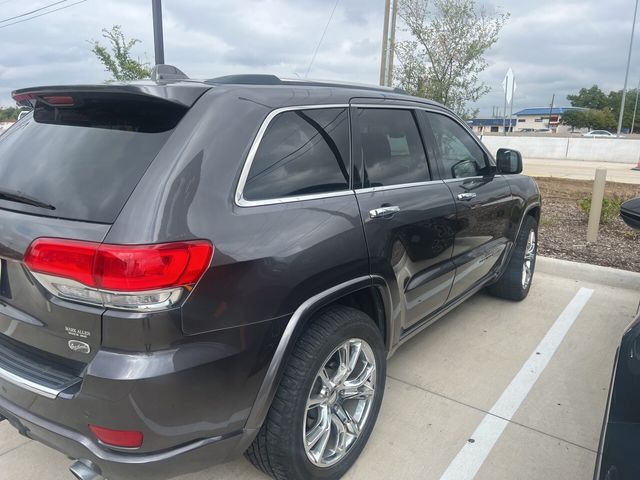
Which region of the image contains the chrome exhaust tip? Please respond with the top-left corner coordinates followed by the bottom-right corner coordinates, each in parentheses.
top-left (69, 459), bottom-right (101, 480)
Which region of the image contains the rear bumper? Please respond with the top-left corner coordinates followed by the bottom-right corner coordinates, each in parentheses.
top-left (0, 393), bottom-right (251, 479)
top-left (0, 315), bottom-right (287, 479)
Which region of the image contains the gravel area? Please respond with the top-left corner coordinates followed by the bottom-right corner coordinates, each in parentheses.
top-left (535, 177), bottom-right (640, 272)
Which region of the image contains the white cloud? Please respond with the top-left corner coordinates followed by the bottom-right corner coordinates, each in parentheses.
top-left (0, 0), bottom-right (637, 115)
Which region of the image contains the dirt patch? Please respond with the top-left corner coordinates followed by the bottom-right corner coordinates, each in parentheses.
top-left (535, 177), bottom-right (640, 272)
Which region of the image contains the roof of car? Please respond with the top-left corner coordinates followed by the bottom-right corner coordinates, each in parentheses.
top-left (13, 65), bottom-right (444, 111)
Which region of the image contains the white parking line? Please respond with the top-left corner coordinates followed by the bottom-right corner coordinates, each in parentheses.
top-left (439, 287), bottom-right (594, 480)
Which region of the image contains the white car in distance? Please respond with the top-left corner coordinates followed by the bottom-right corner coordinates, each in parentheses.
top-left (582, 130), bottom-right (617, 137)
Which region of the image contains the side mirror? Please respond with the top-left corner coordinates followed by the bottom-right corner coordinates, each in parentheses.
top-left (496, 148), bottom-right (523, 174)
top-left (621, 197), bottom-right (640, 231)
top-left (451, 160), bottom-right (478, 179)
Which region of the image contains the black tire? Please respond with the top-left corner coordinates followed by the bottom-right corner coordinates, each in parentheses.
top-left (488, 215), bottom-right (538, 301)
top-left (245, 305), bottom-right (386, 480)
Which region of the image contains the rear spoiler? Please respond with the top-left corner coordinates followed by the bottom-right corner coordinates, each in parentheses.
top-left (12, 83), bottom-right (210, 109)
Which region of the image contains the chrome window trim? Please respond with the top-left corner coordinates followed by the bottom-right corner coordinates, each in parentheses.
top-left (355, 179), bottom-right (445, 194)
top-left (235, 104), bottom-right (351, 208)
top-left (235, 102), bottom-right (496, 207)
top-left (442, 176), bottom-right (503, 184)
top-left (351, 103), bottom-right (495, 168)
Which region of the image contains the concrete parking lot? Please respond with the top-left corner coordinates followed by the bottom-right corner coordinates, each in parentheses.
top-left (1, 257), bottom-right (638, 480)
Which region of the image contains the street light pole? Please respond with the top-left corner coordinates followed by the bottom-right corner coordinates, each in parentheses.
top-left (386, 0), bottom-right (398, 87)
top-left (379, 0), bottom-right (391, 86)
top-left (632, 78), bottom-right (640, 134)
top-left (152, 0), bottom-right (165, 65)
top-left (617, 0), bottom-right (639, 136)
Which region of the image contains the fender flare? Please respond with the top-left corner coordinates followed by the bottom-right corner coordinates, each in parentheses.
top-left (501, 201), bottom-right (541, 270)
top-left (243, 275), bottom-right (392, 435)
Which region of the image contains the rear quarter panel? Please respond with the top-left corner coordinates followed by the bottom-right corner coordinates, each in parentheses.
top-left (106, 87), bottom-right (370, 335)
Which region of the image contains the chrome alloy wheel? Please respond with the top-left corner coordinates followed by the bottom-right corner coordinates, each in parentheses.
top-left (303, 338), bottom-right (376, 468)
top-left (522, 229), bottom-right (536, 289)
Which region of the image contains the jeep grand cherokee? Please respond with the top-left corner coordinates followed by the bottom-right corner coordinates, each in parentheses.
top-left (0, 67), bottom-right (540, 480)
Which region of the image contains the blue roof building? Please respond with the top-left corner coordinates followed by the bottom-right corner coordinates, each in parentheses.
top-left (513, 107), bottom-right (585, 116)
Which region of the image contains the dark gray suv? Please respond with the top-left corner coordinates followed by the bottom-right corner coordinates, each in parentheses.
top-left (0, 69), bottom-right (540, 480)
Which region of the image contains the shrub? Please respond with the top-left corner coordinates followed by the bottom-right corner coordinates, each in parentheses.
top-left (578, 196), bottom-right (623, 225)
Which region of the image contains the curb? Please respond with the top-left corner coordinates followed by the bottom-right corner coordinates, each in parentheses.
top-left (536, 256), bottom-right (640, 290)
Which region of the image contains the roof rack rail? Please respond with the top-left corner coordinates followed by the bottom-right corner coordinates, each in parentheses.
top-left (206, 74), bottom-right (283, 85)
top-left (151, 64), bottom-right (189, 83)
top-left (281, 77), bottom-right (412, 95)
top-left (202, 73), bottom-right (413, 96)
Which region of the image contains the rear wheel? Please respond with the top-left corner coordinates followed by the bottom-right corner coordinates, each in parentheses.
top-left (488, 215), bottom-right (538, 301)
top-left (245, 306), bottom-right (386, 480)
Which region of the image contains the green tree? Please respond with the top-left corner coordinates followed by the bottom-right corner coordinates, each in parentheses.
top-left (567, 85), bottom-right (609, 110)
top-left (607, 89), bottom-right (639, 132)
top-left (560, 109), bottom-right (586, 130)
top-left (89, 25), bottom-right (151, 81)
top-left (0, 107), bottom-right (20, 122)
top-left (566, 85), bottom-right (640, 132)
top-left (585, 108), bottom-right (616, 130)
top-left (395, 0), bottom-right (509, 117)
top-left (561, 108), bottom-right (616, 131)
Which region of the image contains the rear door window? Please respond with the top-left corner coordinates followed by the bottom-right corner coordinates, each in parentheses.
top-left (242, 108), bottom-right (350, 201)
top-left (0, 94), bottom-right (187, 223)
top-left (354, 108), bottom-right (430, 187)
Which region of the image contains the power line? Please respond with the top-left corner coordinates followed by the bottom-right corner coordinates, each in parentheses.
top-left (0, 0), bottom-right (68, 24)
top-left (304, 0), bottom-right (340, 78)
top-left (0, 0), bottom-right (87, 29)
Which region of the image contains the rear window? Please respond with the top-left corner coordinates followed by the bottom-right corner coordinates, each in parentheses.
top-left (0, 94), bottom-right (187, 223)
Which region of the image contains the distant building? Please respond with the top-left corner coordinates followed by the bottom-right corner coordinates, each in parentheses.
top-left (513, 107), bottom-right (585, 133)
top-left (469, 118), bottom-right (516, 134)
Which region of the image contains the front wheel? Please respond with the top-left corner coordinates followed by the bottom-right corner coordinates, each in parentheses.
top-left (245, 306), bottom-right (386, 480)
top-left (488, 215), bottom-right (538, 301)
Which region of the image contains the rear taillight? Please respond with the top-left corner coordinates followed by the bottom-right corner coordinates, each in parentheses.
top-left (24, 238), bottom-right (213, 311)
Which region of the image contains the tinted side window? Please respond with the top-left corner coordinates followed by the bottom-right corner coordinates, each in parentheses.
top-left (243, 108), bottom-right (349, 201)
top-left (425, 113), bottom-right (489, 179)
top-left (356, 108), bottom-right (429, 187)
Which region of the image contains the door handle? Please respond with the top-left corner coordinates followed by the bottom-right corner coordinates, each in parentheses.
top-left (369, 206), bottom-right (401, 218)
top-left (457, 193), bottom-right (477, 201)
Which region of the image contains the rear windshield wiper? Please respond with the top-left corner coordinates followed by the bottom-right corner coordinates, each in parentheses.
top-left (0, 189), bottom-right (55, 210)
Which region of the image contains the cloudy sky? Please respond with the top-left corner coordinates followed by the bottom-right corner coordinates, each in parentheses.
top-left (0, 0), bottom-right (637, 115)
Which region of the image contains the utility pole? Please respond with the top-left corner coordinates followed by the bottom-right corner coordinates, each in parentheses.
top-left (548, 93), bottom-right (555, 130)
top-left (386, 0), bottom-right (399, 87)
top-left (618, 0), bottom-right (639, 136)
top-left (632, 78), bottom-right (640, 134)
top-left (502, 88), bottom-right (507, 135)
top-left (152, 0), bottom-right (165, 65)
top-left (379, 0), bottom-right (391, 86)
top-left (508, 78), bottom-right (516, 134)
